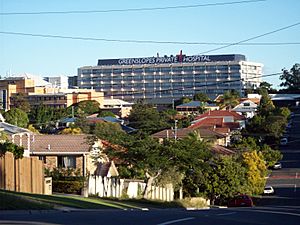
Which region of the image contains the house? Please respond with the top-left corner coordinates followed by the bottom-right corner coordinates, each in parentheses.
top-left (28, 134), bottom-right (112, 176)
top-left (176, 101), bottom-right (219, 115)
top-left (189, 110), bottom-right (246, 145)
top-left (191, 110), bottom-right (246, 130)
top-left (232, 99), bottom-right (258, 118)
top-left (101, 98), bottom-right (133, 118)
top-left (152, 127), bottom-right (227, 146)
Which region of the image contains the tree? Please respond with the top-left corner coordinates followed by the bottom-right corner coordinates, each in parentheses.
top-left (128, 101), bottom-right (169, 134)
top-left (203, 156), bottom-right (247, 204)
top-left (257, 89), bottom-right (275, 116)
top-left (193, 92), bottom-right (210, 102)
top-left (59, 127), bottom-right (82, 134)
top-left (3, 108), bottom-right (29, 128)
top-left (280, 63), bottom-right (300, 92)
top-left (219, 90), bottom-right (240, 110)
top-left (0, 142), bottom-right (24, 159)
top-left (11, 93), bottom-right (30, 113)
top-left (98, 111), bottom-right (116, 118)
top-left (242, 150), bottom-right (267, 195)
top-left (68, 100), bottom-right (100, 116)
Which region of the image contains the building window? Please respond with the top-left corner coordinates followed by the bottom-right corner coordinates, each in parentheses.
top-left (57, 156), bottom-right (76, 168)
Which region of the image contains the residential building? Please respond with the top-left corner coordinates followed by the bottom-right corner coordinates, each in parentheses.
top-left (0, 76), bottom-right (104, 110)
top-left (152, 128), bottom-right (234, 155)
top-left (232, 99), bottom-right (258, 118)
top-left (101, 98), bottom-right (133, 118)
top-left (78, 52), bottom-right (263, 104)
top-left (176, 101), bottom-right (219, 115)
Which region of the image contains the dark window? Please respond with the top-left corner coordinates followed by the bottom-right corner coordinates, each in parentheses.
top-left (57, 156), bottom-right (76, 168)
top-left (38, 156), bottom-right (46, 163)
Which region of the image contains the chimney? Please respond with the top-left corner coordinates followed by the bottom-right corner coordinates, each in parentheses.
top-left (48, 144), bottom-right (51, 150)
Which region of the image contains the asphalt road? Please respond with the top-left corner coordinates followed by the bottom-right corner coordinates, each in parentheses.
top-left (1, 207), bottom-right (300, 225)
top-left (263, 107), bottom-right (300, 207)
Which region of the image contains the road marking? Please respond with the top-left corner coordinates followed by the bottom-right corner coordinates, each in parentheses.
top-left (232, 208), bottom-right (300, 217)
top-left (157, 217), bottom-right (195, 225)
top-left (216, 212), bottom-right (237, 216)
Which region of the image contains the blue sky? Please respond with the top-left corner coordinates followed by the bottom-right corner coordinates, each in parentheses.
top-left (0, 0), bottom-right (299, 89)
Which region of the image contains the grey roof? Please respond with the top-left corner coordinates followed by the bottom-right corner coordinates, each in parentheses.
top-left (0, 122), bottom-right (31, 135)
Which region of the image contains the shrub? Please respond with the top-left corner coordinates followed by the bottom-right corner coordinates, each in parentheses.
top-left (53, 180), bottom-right (83, 194)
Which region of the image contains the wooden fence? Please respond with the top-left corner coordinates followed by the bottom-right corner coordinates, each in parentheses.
top-left (88, 175), bottom-right (174, 202)
top-left (0, 152), bottom-right (44, 194)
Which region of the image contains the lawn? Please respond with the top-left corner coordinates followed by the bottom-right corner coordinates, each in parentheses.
top-left (0, 190), bottom-right (182, 210)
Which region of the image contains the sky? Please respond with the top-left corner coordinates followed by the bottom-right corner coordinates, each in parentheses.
top-left (0, 0), bottom-right (299, 89)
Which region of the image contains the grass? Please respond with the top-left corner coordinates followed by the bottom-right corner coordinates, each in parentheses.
top-left (0, 190), bottom-right (184, 210)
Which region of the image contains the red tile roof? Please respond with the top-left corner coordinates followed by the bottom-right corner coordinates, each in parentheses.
top-left (194, 110), bottom-right (245, 121)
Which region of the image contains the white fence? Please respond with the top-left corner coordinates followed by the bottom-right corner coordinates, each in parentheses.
top-left (88, 175), bottom-right (174, 202)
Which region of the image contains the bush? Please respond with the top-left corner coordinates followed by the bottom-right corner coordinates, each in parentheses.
top-left (177, 197), bottom-right (208, 208)
top-left (45, 167), bottom-right (85, 194)
top-left (53, 180), bottom-right (83, 194)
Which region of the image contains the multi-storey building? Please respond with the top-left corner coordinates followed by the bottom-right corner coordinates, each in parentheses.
top-left (78, 53), bottom-right (263, 104)
top-left (0, 76), bottom-right (104, 110)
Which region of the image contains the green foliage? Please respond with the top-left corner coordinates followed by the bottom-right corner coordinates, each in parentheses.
top-left (193, 92), bottom-right (210, 102)
top-left (12, 93), bottom-right (31, 113)
top-left (204, 156), bottom-right (247, 203)
top-left (29, 104), bottom-right (66, 128)
top-left (67, 100), bottom-right (100, 117)
top-left (45, 168), bottom-right (84, 194)
top-left (128, 101), bottom-right (169, 134)
top-left (3, 108), bottom-right (29, 128)
top-left (59, 127), bottom-right (82, 134)
top-left (260, 145), bottom-right (282, 168)
top-left (218, 90), bottom-right (240, 110)
top-left (98, 111), bottom-right (116, 118)
top-left (280, 63), bottom-right (300, 92)
top-left (257, 89), bottom-right (275, 116)
top-left (0, 142), bottom-right (24, 159)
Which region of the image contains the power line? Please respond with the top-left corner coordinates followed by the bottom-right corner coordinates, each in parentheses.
top-left (0, 0), bottom-right (266, 16)
top-left (199, 22), bottom-right (300, 54)
top-left (0, 30), bottom-right (299, 46)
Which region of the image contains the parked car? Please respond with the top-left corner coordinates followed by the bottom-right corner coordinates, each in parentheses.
top-left (264, 186), bottom-right (275, 195)
top-left (280, 138), bottom-right (288, 146)
top-left (273, 162), bottom-right (282, 170)
top-left (227, 194), bottom-right (253, 207)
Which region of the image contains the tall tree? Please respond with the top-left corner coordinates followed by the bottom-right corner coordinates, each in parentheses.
top-left (242, 150), bottom-right (267, 195)
top-left (11, 93), bottom-right (30, 113)
top-left (128, 101), bottom-right (169, 134)
top-left (3, 108), bottom-right (29, 128)
top-left (219, 90), bottom-right (240, 110)
top-left (280, 63), bottom-right (300, 92)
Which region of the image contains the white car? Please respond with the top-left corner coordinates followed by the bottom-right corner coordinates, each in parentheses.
top-left (280, 138), bottom-right (288, 146)
top-left (273, 162), bottom-right (282, 170)
top-left (264, 186), bottom-right (275, 195)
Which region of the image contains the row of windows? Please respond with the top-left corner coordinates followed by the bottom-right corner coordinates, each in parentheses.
top-left (81, 65), bottom-right (241, 74)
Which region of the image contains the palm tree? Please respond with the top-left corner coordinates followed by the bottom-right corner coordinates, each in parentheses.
top-left (219, 90), bottom-right (240, 110)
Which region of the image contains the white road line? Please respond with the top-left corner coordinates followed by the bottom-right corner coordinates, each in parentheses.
top-left (232, 208), bottom-right (300, 217)
top-left (157, 217), bottom-right (195, 225)
top-left (216, 212), bottom-right (237, 216)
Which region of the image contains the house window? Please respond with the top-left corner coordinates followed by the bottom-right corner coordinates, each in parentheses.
top-left (57, 156), bottom-right (76, 168)
top-left (243, 102), bottom-right (250, 107)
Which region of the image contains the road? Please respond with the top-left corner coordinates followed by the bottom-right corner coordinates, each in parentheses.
top-left (263, 107), bottom-right (300, 206)
top-left (1, 207), bottom-right (300, 225)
